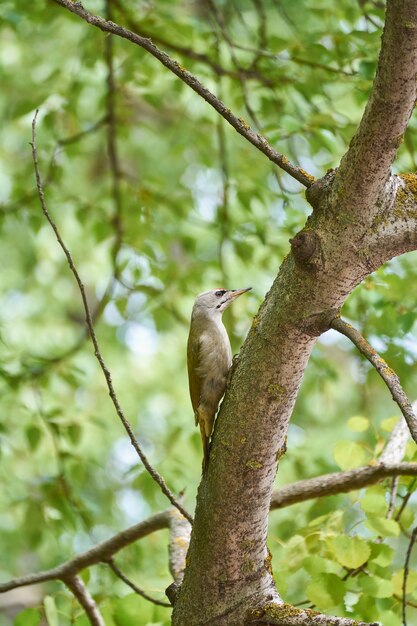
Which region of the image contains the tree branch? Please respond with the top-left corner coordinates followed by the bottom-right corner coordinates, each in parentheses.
top-left (106, 558), bottom-right (171, 608)
top-left (112, 0), bottom-right (277, 88)
top-left (331, 317), bottom-right (417, 444)
top-left (379, 415), bottom-right (411, 465)
top-left (104, 0), bottom-right (123, 276)
top-left (271, 404), bottom-right (414, 509)
top-left (50, 0), bottom-right (314, 188)
top-left (65, 575), bottom-right (105, 626)
top-left (249, 602), bottom-right (380, 625)
top-left (336, 0), bottom-right (417, 210)
top-left (168, 506), bottom-right (192, 586)
top-left (31, 110), bottom-right (192, 525)
top-left (403, 525), bottom-right (417, 626)
top-left (0, 510), bottom-right (170, 593)
top-left (366, 173), bottom-right (417, 269)
top-left (270, 462), bottom-right (417, 510)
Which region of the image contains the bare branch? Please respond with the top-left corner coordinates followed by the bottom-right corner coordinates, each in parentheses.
top-left (65, 576), bottom-right (105, 626)
top-left (168, 506), bottom-right (192, 585)
top-left (331, 317), bottom-right (417, 444)
top-left (387, 476), bottom-right (399, 519)
top-left (104, 0), bottom-right (123, 275)
top-left (366, 174), bottom-right (417, 270)
top-left (379, 415), bottom-right (411, 465)
top-left (290, 55), bottom-right (355, 77)
top-left (396, 478), bottom-right (417, 522)
top-left (0, 510), bottom-right (170, 593)
top-left (403, 525), bottom-right (417, 626)
top-left (270, 462), bottom-right (417, 511)
top-left (31, 110), bottom-right (192, 524)
top-left (51, 0), bottom-right (315, 188)
top-left (336, 0), bottom-right (417, 210)
top-left (58, 116), bottom-right (108, 146)
top-left (249, 602), bottom-right (380, 625)
top-left (106, 558), bottom-right (171, 608)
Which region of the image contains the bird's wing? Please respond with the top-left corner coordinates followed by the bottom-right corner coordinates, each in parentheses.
top-left (187, 329), bottom-right (202, 424)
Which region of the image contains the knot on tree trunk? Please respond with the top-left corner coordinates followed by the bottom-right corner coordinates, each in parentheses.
top-left (289, 230), bottom-right (323, 270)
top-left (305, 168), bottom-right (335, 210)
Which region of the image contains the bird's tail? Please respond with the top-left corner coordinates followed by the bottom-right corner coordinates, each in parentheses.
top-left (196, 406), bottom-right (213, 473)
top-left (199, 419), bottom-right (210, 473)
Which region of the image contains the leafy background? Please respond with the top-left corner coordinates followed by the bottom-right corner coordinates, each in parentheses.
top-left (0, 0), bottom-right (416, 624)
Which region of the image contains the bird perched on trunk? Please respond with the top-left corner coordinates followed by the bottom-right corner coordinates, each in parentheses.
top-left (187, 288), bottom-right (251, 470)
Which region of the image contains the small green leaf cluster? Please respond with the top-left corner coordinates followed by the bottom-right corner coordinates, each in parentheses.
top-left (271, 416), bottom-right (417, 624)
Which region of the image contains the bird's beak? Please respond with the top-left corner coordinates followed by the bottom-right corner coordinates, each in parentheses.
top-left (226, 287), bottom-right (252, 302)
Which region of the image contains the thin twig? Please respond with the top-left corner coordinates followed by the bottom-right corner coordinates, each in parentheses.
top-left (31, 111), bottom-right (192, 524)
top-left (396, 478), bottom-right (417, 522)
top-left (105, 0), bottom-right (123, 275)
top-left (387, 476), bottom-right (399, 519)
top-left (211, 24), bottom-right (231, 286)
top-left (403, 525), bottom-right (417, 626)
top-left (205, 0), bottom-right (265, 132)
top-left (58, 116), bottom-right (108, 146)
top-left (65, 575), bottom-right (105, 626)
top-left (168, 506), bottom-right (192, 585)
top-left (331, 317), bottom-right (417, 444)
top-left (51, 0), bottom-right (315, 188)
top-left (106, 558), bottom-right (171, 608)
top-left (112, 0), bottom-right (277, 88)
top-left (395, 594), bottom-right (417, 610)
top-left (0, 510), bottom-right (171, 593)
top-left (0, 117), bottom-right (107, 216)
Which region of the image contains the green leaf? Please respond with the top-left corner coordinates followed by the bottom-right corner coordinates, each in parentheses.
top-left (399, 506), bottom-right (414, 529)
top-left (360, 488), bottom-right (387, 515)
top-left (392, 569), bottom-right (417, 595)
top-left (359, 574), bottom-right (393, 598)
top-left (303, 555), bottom-right (340, 575)
top-left (333, 441), bottom-right (367, 470)
top-left (44, 596), bottom-right (58, 626)
top-left (67, 423), bottom-right (82, 445)
top-left (377, 611), bottom-right (401, 626)
top-left (25, 425), bottom-right (42, 451)
top-left (381, 417), bottom-right (399, 432)
top-left (398, 311), bottom-right (415, 333)
top-left (113, 593), bottom-right (154, 626)
top-left (307, 573), bottom-right (345, 609)
top-left (329, 535), bottom-right (371, 569)
top-left (285, 535), bottom-right (308, 570)
top-left (73, 616), bottom-right (89, 626)
top-left (371, 544), bottom-right (394, 567)
top-left (14, 608), bottom-right (41, 626)
top-left (347, 416), bottom-right (370, 432)
top-left (358, 60), bottom-right (376, 79)
top-left (80, 569), bottom-right (91, 585)
top-left (365, 516), bottom-right (400, 537)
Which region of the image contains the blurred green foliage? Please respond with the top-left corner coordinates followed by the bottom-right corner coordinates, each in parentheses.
top-left (0, 0), bottom-right (417, 624)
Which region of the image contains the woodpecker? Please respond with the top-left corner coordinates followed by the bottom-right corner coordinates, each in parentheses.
top-left (187, 288), bottom-right (251, 470)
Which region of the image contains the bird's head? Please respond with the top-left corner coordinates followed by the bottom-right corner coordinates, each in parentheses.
top-left (192, 288), bottom-right (251, 319)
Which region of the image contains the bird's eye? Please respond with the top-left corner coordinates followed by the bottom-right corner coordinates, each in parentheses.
top-left (215, 290), bottom-right (226, 297)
